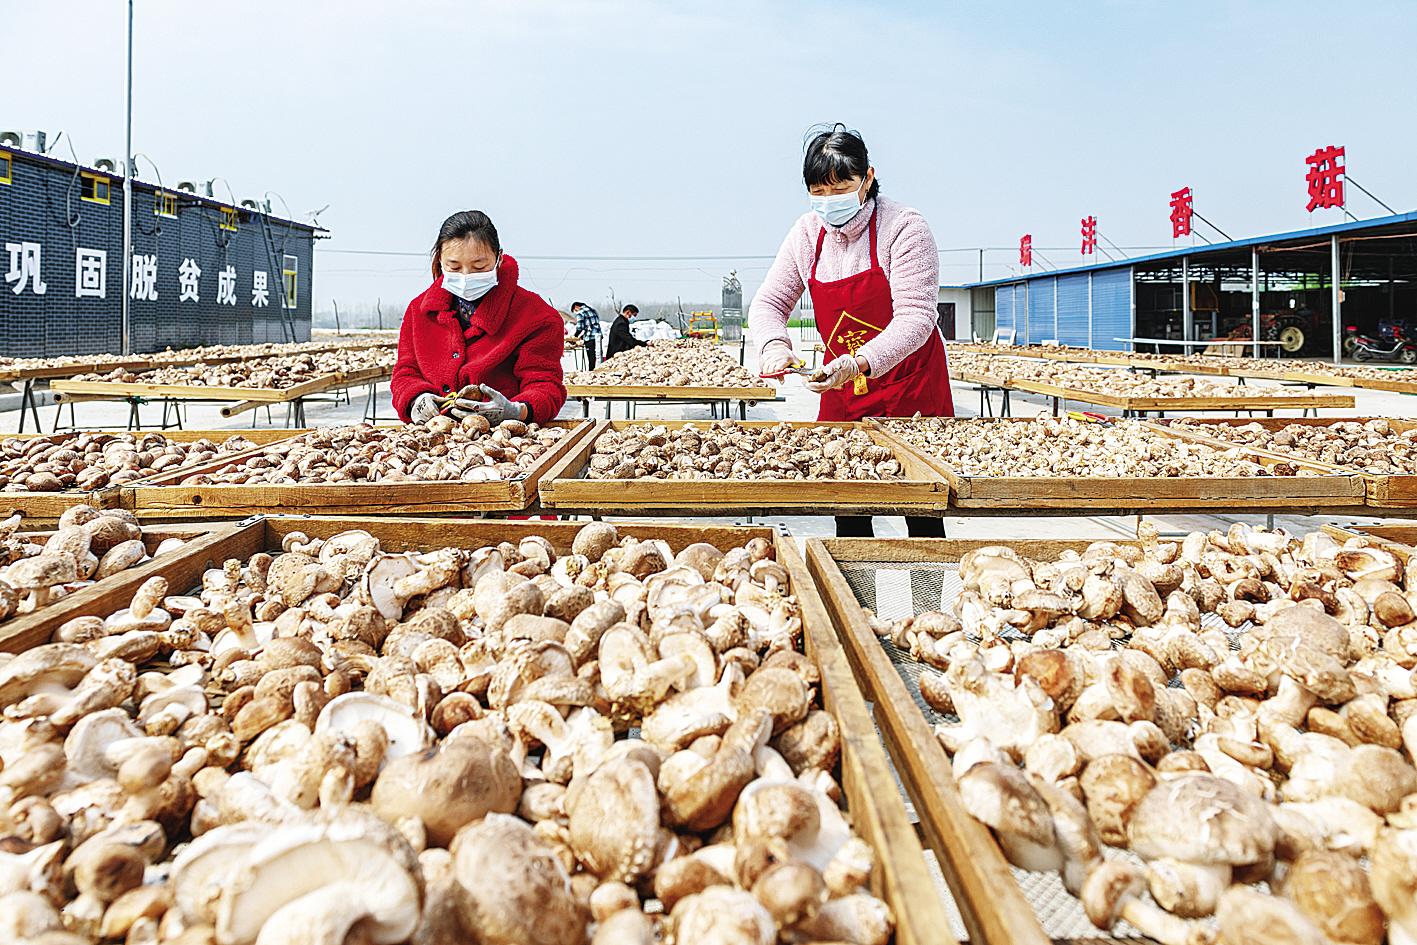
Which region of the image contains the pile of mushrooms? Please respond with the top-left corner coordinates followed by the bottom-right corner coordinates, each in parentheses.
top-left (947, 353), bottom-right (1313, 399)
top-left (872, 523), bottom-right (1417, 944)
top-left (567, 340), bottom-right (759, 389)
top-left (0, 507), bottom-right (181, 628)
top-left (881, 417), bottom-right (1305, 478)
top-left (1168, 419), bottom-right (1417, 475)
top-left (0, 521), bottom-right (890, 944)
top-left (76, 348), bottom-right (397, 388)
top-left (0, 434), bottom-right (258, 493)
top-left (180, 417), bottom-right (569, 485)
top-left (587, 419), bottom-right (905, 481)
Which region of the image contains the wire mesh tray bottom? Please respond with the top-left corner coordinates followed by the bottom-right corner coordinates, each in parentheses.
top-left (835, 559), bottom-right (1157, 942)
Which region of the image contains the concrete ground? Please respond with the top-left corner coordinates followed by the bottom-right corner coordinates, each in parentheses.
top-left (13, 339), bottom-right (1415, 540)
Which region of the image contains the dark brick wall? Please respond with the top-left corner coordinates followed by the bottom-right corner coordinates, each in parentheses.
top-left (0, 150), bottom-right (316, 357)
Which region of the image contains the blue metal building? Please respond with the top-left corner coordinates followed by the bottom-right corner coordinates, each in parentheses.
top-left (0, 139), bottom-right (324, 358)
top-left (963, 211), bottom-right (1417, 357)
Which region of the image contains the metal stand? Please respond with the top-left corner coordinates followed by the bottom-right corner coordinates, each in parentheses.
top-left (362, 380), bottom-right (381, 423)
top-left (15, 379), bottom-right (43, 433)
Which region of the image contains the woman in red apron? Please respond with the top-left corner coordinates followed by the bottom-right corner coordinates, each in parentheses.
top-left (748, 124), bottom-right (954, 538)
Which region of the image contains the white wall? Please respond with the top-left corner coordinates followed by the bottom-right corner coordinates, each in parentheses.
top-left (937, 286), bottom-right (974, 339)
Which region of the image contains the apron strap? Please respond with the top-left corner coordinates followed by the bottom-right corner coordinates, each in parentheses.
top-left (810, 226), bottom-right (827, 281)
top-left (868, 208), bottom-right (879, 268)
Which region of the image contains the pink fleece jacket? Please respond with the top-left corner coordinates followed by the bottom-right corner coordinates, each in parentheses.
top-left (748, 194), bottom-right (940, 375)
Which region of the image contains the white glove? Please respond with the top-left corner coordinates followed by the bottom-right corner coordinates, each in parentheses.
top-left (806, 354), bottom-right (863, 393)
top-left (410, 392), bottom-right (441, 423)
top-left (461, 384), bottom-right (528, 424)
top-left (760, 340), bottom-right (796, 376)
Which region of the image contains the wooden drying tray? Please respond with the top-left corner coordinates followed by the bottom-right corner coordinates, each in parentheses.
top-left (1152, 416), bottom-right (1417, 509)
top-left (1348, 372), bottom-right (1417, 396)
top-left (805, 536), bottom-right (1125, 945)
top-left (82, 514), bottom-right (955, 945)
top-left (53, 372), bottom-right (353, 404)
top-left (126, 419), bottom-right (595, 519)
top-left (867, 417), bottom-right (1365, 510)
top-left (537, 419), bottom-right (948, 515)
top-left (0, 429), bottom-right (304, 521)
top-left (0, 520), bottom-right (238, 653)
top-left (1002, 377), bottom-right (1355, 413)
top-left (564, 382), bottom-right (777, 400)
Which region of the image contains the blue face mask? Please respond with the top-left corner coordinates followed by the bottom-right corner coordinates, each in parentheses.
top-left (809, 182), bottom-right (867, 227)
top-left (442, 265), bottom-right (498, 301)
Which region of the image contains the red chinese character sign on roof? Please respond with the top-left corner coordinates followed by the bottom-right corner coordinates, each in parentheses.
top-left (1169, 187), bottom-right (1193, 238)
top-left (1080, 216), bottom-right (1098, 255)
top-left (1305, 145), bottom-right (1346, 211)
top-left (1019, 234), bottom-right (1032, 267)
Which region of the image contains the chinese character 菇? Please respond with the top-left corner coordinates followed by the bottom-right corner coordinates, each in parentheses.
top-left (1305, 145), bottom-right (1346, 212)
top-left (1019, 234), bottom-right (1033, 267)
top-left (217, 265), bottom-right (237, 306)
top-left (131, 254), bottom-right (159, 301)
top-left (178, 258), bottom-right (202, 303)
top-left (4, 242), bottom-right (47, 296)
top-left (252, 270), bottom-right (270, 308)
top-left (75, 248), bottom-right (107, 300)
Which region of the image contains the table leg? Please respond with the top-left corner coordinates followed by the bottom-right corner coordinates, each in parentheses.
top-left (739, 399), bottom-right (747, 420)
top-left (16, 379), bottom-right (38, 434)
top-left (128, 398), bottom-right (142, 431)
top-left (1002, 390), bottom-right (1011, 417)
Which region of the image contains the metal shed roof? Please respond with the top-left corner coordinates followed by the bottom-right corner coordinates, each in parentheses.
top-left (1, 145), bottom-right (326, 232)
top-left (962, 209), bottom-right (1417, 289)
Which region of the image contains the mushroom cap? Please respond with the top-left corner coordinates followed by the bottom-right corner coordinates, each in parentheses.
top-left (450, 813), bottom-right (583, 945)
top-left (1371, 827), bottom-right (1417, 937)
top-left (1282, 849), bottom-right (1383, 945)
top-left (4, 555), bottom-right (78, 591)
top-left (214, 812), bottom-right (422, 945)
top-left (674, 542), bottom-right (725, 582)
top-left (566, 755), bottom-right (660, 882)
top-left (1263, 605), bottom-right (1350, 659)
top-left (316, 692), bottom-right (433, 763)
top-left (669, 886), bottom-right (774, 945)
top-left (572, 522), bottom-right (618, 562)
top-left (0, 644), bottom-right (96, 707)
top-left (371, 735), bottom-right (521, 847)
top-left (732, 667), bottom-right (809, 735)
top-left (1215, 885), bottom-right (1329, 945)
top-left (63, 707), bottom-right (142, 783)
top-left (956, 762), bottom-right (1060, 872)
top-left (1128, 773), bottom-right (1277, 867)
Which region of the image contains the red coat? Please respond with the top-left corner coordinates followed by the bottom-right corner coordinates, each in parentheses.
top-left (391, 255), bottom-right (567, 423)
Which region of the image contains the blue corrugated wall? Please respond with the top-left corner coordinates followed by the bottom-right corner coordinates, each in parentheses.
top-left (994, 284), bottom-right (1014, 335)
top-left (1055, 274), bottom-right (1090, 347)
top-left (1027, 279), bottom-right (1055, 343)
top-left (1090, 267), bottom-right (1132, 350)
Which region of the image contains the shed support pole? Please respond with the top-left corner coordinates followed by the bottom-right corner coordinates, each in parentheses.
top-left (1250, 247), bottom-right (1261, 359)
top-left (1181, 256), bottom-right (1192, 357)
top-left (1331, 234), bottom-right (1342, 366)
top-left (120, 0), bottom-right (134, 355)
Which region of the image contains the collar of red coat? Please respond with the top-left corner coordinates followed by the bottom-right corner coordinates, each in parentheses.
top-left (416, 254), bottom-right (523, 337)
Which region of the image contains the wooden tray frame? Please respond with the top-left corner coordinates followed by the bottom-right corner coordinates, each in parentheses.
top-left (0, 521), bottom-right (238, 653)
top-left (53, 366), bottom-right (390, 405)
top-left (31, 514), bottom-right (953, 945)
top-left (126, 420), bottom-right (595, 518)
top-left (0, 430), bottom-right (306, 521)
top-left (1152, 416), bottom-right (1417, 508)
top-left (867, 417), bottom-right (1365, 509)
top-left (537, 419), bottom-right (949, 514)
top-left (805, 536), bottom-right (1103, 945)
top-left (564, 383), bottom-right (777, 401)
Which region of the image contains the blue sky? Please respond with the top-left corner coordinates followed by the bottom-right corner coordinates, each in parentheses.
top-left (9, 0), bottom-right (1415, 313)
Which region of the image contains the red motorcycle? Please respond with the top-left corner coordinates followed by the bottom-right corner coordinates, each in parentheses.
top-left (1350, 322), bottom-right (1417, 364)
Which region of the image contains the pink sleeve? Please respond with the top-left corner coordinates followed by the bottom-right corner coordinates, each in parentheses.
top-left (747, 225), bottom-right (806, 358)
top-left (858, 212), bottom-right (940, 375)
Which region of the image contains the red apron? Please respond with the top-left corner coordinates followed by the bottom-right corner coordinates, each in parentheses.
top-left (809, 210), bottom-right (954, 421)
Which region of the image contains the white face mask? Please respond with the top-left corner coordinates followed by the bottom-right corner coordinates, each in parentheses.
top-left (809, 180), bottom-right (868, 227)
top-left (442, 264), bottom-right (498, 301)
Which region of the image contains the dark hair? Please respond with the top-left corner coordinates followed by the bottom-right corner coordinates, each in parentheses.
top-left (430, 210), bottom-right (501, 279)
top-left (570, 301), bottom-right (586, 312)
top-left (622, 304), bottom-right (639, 316)
top-left (802, 123), bottom-right (879, 201)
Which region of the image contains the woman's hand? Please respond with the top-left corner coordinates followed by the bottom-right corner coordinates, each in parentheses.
top-left (760, 340), bottom-right (796, 376)
top-left (805, 353), bottom-right (865, 393)
top-left (455, 384), bottom-right (528, 424)
top-left (410, 392), bottom-right (441, 423)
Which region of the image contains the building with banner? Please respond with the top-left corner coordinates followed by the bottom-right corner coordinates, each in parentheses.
top-left (0, 138), bottom-right (323, 358)
top-left (961, 211), bottom-right (1417, 359)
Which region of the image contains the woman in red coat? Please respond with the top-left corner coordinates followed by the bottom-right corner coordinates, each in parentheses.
top-left (392, 210), bottom-right (567, 424)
